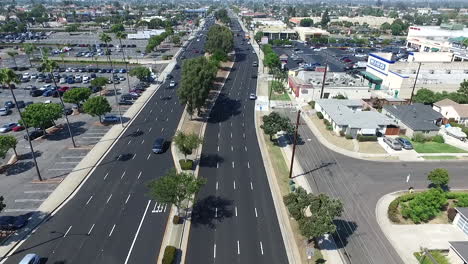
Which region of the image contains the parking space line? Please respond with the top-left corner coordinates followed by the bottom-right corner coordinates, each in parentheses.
top-left (48, 168), bottom-right (73, 171)
top-left (14, 199), bottom-right (45, 202)
top-left (56, 161), bottom-right (79, 164)
top-left (24, 190), bottom-right (53, 194)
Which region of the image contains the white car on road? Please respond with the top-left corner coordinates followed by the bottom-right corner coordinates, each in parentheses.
top-left (169, 80), bottom-right (176, 87)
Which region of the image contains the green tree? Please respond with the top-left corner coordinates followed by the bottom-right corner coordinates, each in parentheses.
top-left (412, 88), bottom-right (436, 104)
top-left (458, 79), bottom-right (468, 98)
top-left (0, 134), bottom-right (18, 158)
top-left (91, 77), bottom-right (108, 88)
top-left (321, 10), bottom-right (330, 27)
top-left (401, 188), bottom-right (447, 223)
top-left (300, 18), bottom-right (314, 27)
top-left (63, 87), bottom-right (92, 109)
top-left (23, 43), bottom-right (36, 67)
top-left (147, 168), bottom-right (206, 215)
top-left (129, 66), bottom-right (151, 81)
top-left (427, 168), bottom-right (449, 188)
top-left (391, 23), bottom-right (403, 35)
top-left (20, 103), bottom-right (63, 134)
top-left (171, 35), bottom-right (181, 46)
top-left (7, 51), bottom-right (18, 68)
top-left (173, 131), bottom-right (202, 161)
top-left (260, 112), bottom-right (294, 140)
top-left (264, 52), bottom-right (280, 69)
top-left (283, 187), bottom-right (312, 220)
top-left (205, 24), bottom-right (234, 55)
top-left (65, 24), bottom-right (79, 32)
top-left (271, 80), bottom-right (285, 94)
top-left (83, 96), bottom-right (112, 123)
top-left (177, 56), bottom-right (217, 118)
top-left (254, 31), bottom-right (264, 43)
top-left (380, 22), bottom-right (391, 31)
top-left (110, 23), bottom-right (125, 33)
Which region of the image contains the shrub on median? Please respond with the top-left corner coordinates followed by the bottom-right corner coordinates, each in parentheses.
top-left (162, 246), bottom-right (177, 264)
top-left (179, 159), bottom-right (194, 170)
top-left (316, 112), bottom-right (324, 119)
top-left (345, 134), bottom-right (353, 140)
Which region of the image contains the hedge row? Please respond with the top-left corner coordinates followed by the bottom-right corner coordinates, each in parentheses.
top-left (357, 135), bottom-right (377, 142)
top-left (179, 159), bottom-right (194, 170)
top-left (162, 246), bottom-right (177, 264)
top-left (388, 191), bottom-right (468, 223)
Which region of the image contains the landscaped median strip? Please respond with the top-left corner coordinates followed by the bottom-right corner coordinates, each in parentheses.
top-left (0, 60), bottom-right (175, 260)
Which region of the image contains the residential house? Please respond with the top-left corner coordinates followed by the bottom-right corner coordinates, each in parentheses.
top-left (315, 99), bottom-right (397, 138)
top-left (433, 99), bottom-right (468, 126)
top-left (453, 207), bottom-right (468, 237)
top-left (448, 241), bottom-right (468, 264)
top-left (382, 104), bottom-right (443, 137)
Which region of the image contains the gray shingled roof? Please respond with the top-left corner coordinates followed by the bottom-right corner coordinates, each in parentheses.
top-left (450, 241), bottom-right (468, 263)
top-left (456, 207), bottom-right (468, 218)
top-left (383, 103), bottom-right (443, 131)
top-left (316, 99), bottom-right (394, 129)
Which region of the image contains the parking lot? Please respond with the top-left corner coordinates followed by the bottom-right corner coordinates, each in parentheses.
top-left (0, 61), bottom-right (168, 217)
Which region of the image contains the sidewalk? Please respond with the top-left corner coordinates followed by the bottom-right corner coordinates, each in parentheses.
top-left (376, 191), bottom-right (468, 264)
top-left (0, 59), bottom-right (177, 260)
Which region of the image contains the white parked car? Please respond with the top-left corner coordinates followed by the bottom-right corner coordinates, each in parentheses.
top-left (82, 75), bottom-right (89, 81)
top-left (249, 93), bottom-right (257, 100)
top-left (44, 100), bottom-right (52, 104)
top-left (40, 84), bottom-right (52, 91)
top-left (119, 76), bottom-right (125, 81)
top-left (59, 78), bottom-right (66, 84)
top-left (169, 80), bottom-right (176, 87)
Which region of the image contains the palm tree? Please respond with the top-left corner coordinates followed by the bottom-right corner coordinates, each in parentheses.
top-left (40, 58), bottom-right (76, 148)
top-left (6, 51), bottom-right (18, 69)
top-left (115, 31), bottom-right (131, 93)
top-left (0, 68), bottom-right (42, 181)
top-left (99, 33), bottom-right (123, 126)
top-left (23, 43), bottom-right (36, 67)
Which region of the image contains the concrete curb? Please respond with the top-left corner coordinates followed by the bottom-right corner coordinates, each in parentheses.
top-left (0, 59), bottom-right (175, 261)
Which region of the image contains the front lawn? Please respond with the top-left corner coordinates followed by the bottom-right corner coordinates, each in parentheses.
top-left (268, 83), bottom-right (291, 101)
top-left (414, 251), bottom-right (450, 264)
top-left (411, 141), bottom-right (467, 153)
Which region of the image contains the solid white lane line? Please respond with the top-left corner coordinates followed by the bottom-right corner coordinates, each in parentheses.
top-left (64, 226), bottom-right (72, 237)
top-left (121, 171), bottom-right (126, 179)
top-left (214, 244), bottom-right (216, 259)
top-left (104, 172), bottom-right (109, 180)
top-left (215, 207), bottom-right (218, 218)
top-left (86, 196), bottom-right (93, 205)
top-left (106, 194), bottom-right (112, 204)
top-left (166, 117), bottom-right (169, 121)
top-left (255, 207), bottom-right (258, 217)
top-left (150, 109), bottom-right (153, 113)
top-left (247, 162), bottom-right (250, 168)
top-left (260, 241), bottom-right (264, 255)
top-left (216, 162), bottom-right (219, 168)
top-left (231, 146), bottom-right (233, 151)
top-left (250, 182), bottom-right (253, 190)
top-left (124, 200), bottom-right (151, 264)
top-left (132, 154), bottom-right (136, 160)
top-left (230, 122), bottom-right (232, 127)
top-left (171, 108), bottom-right (173, 113)
top-left (230, 132), bottom-right (232, 138)
top-left (144, 117), bottom-right (147, 122)
top-left (237, 240), bottom-right (240, 254)
top-left (87, 224), bottom-right (95, 235)
top-left (141, 139), bottom-right (145, 144)
top-left (149, 127), bottom-right (152, 132)
top-left (218, 133), bottom-right (220, 138)
top-left (109, 224), bottom-right (116, 237)
top-left (147, 153), bottom-right (151, 160)
top-left (242, 122), bottom-right (244, 127)
top-left (245, 146), bottom-right (247, 151)
top-left (155, 117), bottom-right (158, 121)
top-left (138, 171), bottom-right (142, 179)
top-left (232, 161), bottom-right (235, 168)
top-left (235, 206), bottom-right (238, 216)
top-left (161, 128), bottom-right (164, 132)
top-left (243, 133), bottom-right (245, 138)
top-left (216, 181), bottom-right (218, 190)
top-left (217, 146), bottom-right (219, 152)
top-left (233, 181), bottom-right (236, 190)
top-left (125, 194), bottom-right (131, 204)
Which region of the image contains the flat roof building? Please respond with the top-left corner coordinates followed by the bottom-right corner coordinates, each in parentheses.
top-left (294, 27), bottom-right (330, 42)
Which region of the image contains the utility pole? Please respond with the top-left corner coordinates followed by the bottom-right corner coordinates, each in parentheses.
top-left (319, 64), bottom-right (328, 99)
top-left (409, 62), bottom-right (422, 104)
top-left (288, 110), bottom-right (301, 179)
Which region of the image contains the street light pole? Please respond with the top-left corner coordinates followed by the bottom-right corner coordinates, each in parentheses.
top-left (9, 85), bottom-right (42, 181)
top-left (288, 109), bottom-right (301, 179)
top-left (409, 62), bottom-right (422, 104)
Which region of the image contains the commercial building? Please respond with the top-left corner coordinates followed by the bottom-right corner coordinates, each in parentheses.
top-left (256, 25), bottom-right (297, 41)
top-left (363, 52), bottom-right (468, 99)
top-left (289, 16), bottom-right (394, 28)
top-left (127, 29), bottom-right (165, 40)
top-left (314, 99), bottom-right (395, 137)
top-left (382, 104), bottom-right (443, 137)
top-left (406, 24), bottom-right (468, 60)
top-left (294, 27), bottom-right (330, 42)
top-left (288, 70), bottom-right (374, 103)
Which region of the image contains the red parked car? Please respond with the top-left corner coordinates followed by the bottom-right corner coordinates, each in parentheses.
top-left (12, 124), bottom-right (24, 132)
top-left (129, 89), bottom-right (143, 94)
top-left (58, 86), bottom-right (70, 92)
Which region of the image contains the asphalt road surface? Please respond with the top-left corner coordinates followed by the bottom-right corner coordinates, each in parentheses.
top-left (2, 25), bottom-right (211, 264)
top-left (185, 18), bottom-right (288, 264)
top-left (280, 109), bottom-right (468, 264)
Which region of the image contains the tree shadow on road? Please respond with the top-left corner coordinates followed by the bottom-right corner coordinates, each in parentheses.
top-left (207, 95), bottom-right (242, 124)
top-left (199, 153), bottom-right (224, 168)
top-left (332, 219), bottom-right (359, 251)
top-left (190, 195), bottom-right (233, 229)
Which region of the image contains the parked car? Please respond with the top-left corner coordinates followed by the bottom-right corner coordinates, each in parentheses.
top-left (169, 80), bottom-right (176, 87)
top-left (118, 100), bottom-right (133, 105)
top-left (19, 253), bottom-right (40, 264)
top-left (121, 94), bottom-right (138, 101)
top-left (396, 137), bottom-right (413, 150)
top-left (4, 101), bottom-right (14, 109)
top-left (102, 115), bottom-right (120, 123)
top-left (16, 101), bottom-right (25, 108)
top-left (24, 130), bottom-right (45, 141)
top-left (0, 123), bottom-right (17, 133)
top-left (0, 108), bottom-right (12, 116)
top-left (383, 137), bottom-right (402, 150)
top-left (64, 108), bottom-right (73, 115)
top-left (249, 93), bottom-right (257, 100)
top-left (30, 90), bottom-right (43, 97)
top-left (12, 123), bottom-right (25, 131)
top-left (252, 62), bottom-right (258, 67)
top-left (0, 215), bottom-right (28, 231)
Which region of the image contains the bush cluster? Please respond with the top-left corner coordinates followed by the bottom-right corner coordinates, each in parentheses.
top-left (412, 133), bottom-right (445, 144)
top-left (345, 134), bottom-right (353, 139)
top-left (179, 159), bottom-right (194, 170)
top-left (357, 135), bottom-right (377, 142)
top-left (162, 246), bottom-right (177, 264)
top-left (432, 135), bottom-right (445, 143)
top-left (323, 119), bottom-right (330, 126)
top-left (316, 112), bottom-right (324, 119)
top-left (339, 131), bottom-right (345, 137)
top-left (388, 193), bottom-right (416, 223)
top-left (308, 101), bottom-right (315, 109)
top-left (401, 188), bottom-right (447, 223)
top-left (173, 215), bottom-right (180, 225)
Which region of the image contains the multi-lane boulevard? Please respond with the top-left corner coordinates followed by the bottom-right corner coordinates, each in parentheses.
top-left (2, 21), bottom-right (213, 264)
top-left (280, 109), bottom-right (468, 264)
top-left (185, 18), bottom-right (289, 264)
